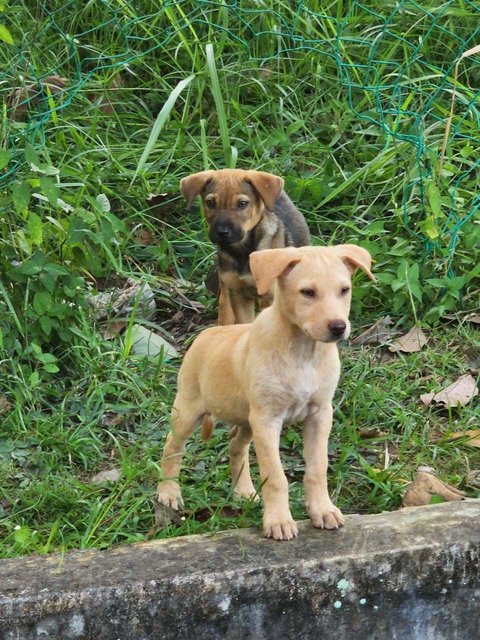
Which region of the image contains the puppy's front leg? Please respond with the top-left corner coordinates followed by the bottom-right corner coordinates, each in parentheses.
top-left (303, 403), bottom-right (344, 529)
top-left (249, 408), bottom-right (297, 541)
top-left (218, 281), bottom-right (235, 325)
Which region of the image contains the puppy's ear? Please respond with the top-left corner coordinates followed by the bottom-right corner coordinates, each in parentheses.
top-left (333, 244), bottom-right (376, 281)
top-left (244, 170), bottom-right (284, 211)
top-left (180, 171), bottom-right (214, 209)
top-left (250, 247), bottom-right (301, 296)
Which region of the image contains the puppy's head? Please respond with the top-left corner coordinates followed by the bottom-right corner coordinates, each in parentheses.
top-left (250, 245), bottom-right (375, 343)
top-left (180, 169), bottom-right (284, 247)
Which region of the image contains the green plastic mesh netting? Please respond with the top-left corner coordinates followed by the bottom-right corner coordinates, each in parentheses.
top-left (1, 1), bottom-right (479, 265)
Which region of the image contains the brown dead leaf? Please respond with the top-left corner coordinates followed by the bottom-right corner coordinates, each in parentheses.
top-left (146, 192), bottom-right (176, 218)
top-left (101, 321), bottom-right (126, 340)
top-left (135, 227), bottom-right (156, 245)
top-left (190, 505), bottom-right (243, 523)
top-left (0, 396), bottom-right (12, 415)
top-left (420, 373), bottom-right (478, 408)
top-left (90, 467), bottom-right (122, 484)
top-left (388, 326), bottom-right (428, 353)
top-left (87, 74), bottom-right (124, 114)
top-left (358, 427), bottom-right (388, 439)
top-left (351, 315), bottom-right (397, 345)
top-left (443, 312), bottom-right (480, 326)
top-left (100, 412), bottom-right (124, 427)
top-left (402, 468), bottom-right (464, 507)
top-left (447, 430), bottom-right (480, 448)
top-left (9, 76), bottom-right (68, 120)
top-left (465, 470), bottom-right (480, 489)
top-left (146, 501), bottom-right (184, 539)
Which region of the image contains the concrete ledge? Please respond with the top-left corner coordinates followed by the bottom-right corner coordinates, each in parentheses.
top-left (1, 501), bottom-right (479, 640)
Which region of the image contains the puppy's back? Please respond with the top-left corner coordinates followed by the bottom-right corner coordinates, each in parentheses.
top-left (274, 191), bottom-right (311, 246)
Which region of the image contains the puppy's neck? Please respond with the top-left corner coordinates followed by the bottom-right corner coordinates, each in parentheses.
top-left (263, 297), bottom-right (322, 361)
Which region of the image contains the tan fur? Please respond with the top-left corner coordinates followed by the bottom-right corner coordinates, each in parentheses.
top-left (157, 244), bottom-right (374, 540)
top-left (180, 168), bottom-right (311, 325)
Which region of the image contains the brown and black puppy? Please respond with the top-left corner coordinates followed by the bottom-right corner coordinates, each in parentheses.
top-left (180, 168), bottom-right (311, 324)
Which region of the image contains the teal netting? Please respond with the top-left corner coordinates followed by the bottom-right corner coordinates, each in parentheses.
top-left (1, 1), bottom-right (479, 262)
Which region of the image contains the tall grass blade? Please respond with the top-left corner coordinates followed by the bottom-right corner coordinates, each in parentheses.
top-left (205, 43), bottom-right (231, 167)
top-left (132, 74), bottom-right (195, 182)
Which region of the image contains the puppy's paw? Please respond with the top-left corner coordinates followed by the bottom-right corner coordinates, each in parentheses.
top-left (309, 503), bottom-right (345, 530)
top-left (233, 483), bottom-right (260, 502)
top-left (156, 480), bottom-right (183, 511)
top-left (263, 513), bottom-right (298, 541)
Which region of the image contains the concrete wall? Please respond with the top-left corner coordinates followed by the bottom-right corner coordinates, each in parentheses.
top-left (1, 500), bottom-right (479, 639)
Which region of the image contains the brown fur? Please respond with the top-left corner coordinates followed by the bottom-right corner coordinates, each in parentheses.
top-left (180, 169), bottom-right (311, 325)
top-left (157, 244), bottom-right (375, 540)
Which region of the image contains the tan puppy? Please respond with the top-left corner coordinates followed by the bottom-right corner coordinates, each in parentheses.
top-left (180, 169), bottom-right (311, 325)
top-left (157, 244), bottom-right (374, 540)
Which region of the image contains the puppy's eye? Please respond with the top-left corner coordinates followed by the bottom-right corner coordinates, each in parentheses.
top-left (205, 199), bottom-right (216, 209)
top-left (237, 200), bottom-right (249, 209)
top-left (340, 286), bottom-right (350, 296)
top-left (300, 288), bottom-right (315, 298)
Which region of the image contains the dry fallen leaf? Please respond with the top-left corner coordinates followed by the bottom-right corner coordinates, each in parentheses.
top-left (0, 396), bottom-right (12, 415)
top-left (388, 326), bottom-right (428, 353)
top-left (8, 76), bottom-right (68, 120)
top-left (146, 501), bottom-right (184, 539)
top-left (135, 227), bottom-right (156, 245)
top-left (402, 468), bottom-right (464, 507)
top-left (351, 315), bottom-right (397, 345)
top-left (100, 412), bottom-right (124, 427)
top-left (465, 470), bottom-right (480, 489)
top-left (90, 468), bottom-right (122, 484)
top-left (357, 427), bottom-right (388, 439)
top-left (447, 430), bottom-right (480, 449)
top-left (420, 373), bottom-right (478, 408)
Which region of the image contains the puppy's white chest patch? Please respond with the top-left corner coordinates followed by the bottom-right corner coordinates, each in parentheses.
top-left (284, 366), bottom-right (321, 423)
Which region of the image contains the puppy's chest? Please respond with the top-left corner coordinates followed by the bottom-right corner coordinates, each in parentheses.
top-left (220, 269), bottom-right (257, 298)
top-left (260, 363), bottom-right (337, 422)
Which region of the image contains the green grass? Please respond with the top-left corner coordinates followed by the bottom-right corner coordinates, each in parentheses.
top-left (0, 0), bottom-right (479, 558)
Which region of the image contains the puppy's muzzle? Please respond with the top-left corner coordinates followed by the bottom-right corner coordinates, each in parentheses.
top-left (327, 320), bottom-right (347, 341)
top-left (210, 220), bottom-right (245, 246)
top-left (303, 319), bottom-right (348, 343)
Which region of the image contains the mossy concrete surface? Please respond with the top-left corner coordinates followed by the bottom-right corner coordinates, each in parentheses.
top-left (1, 501), bottom-right (479, 640)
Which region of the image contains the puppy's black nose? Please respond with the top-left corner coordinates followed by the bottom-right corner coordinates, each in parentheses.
top-left (214, 223), bottom-right (232, 239)
top-left (328, 320), bottom-right (346, 338)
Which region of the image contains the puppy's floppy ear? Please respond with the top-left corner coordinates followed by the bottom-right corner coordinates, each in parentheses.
top-left (244, 170), bottom-right (284, 211)
top-left (333, 244), bottom-right (376, 282)
top-left (180, 171), bottom-right (214, 209)
top-left (250, 247), bottom-right (301, 296)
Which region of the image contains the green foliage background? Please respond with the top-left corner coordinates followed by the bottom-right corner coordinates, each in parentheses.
top-left (0, 1), bottom-right (479, 556)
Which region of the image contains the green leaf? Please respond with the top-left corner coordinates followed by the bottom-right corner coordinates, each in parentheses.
top-left (39, 273), bottom-right (56, 293)
top-left (43, 363), bottom-right (60, 373)
top-left (426, 179), bottom-right (442, 217)
top-left (14, 526), bottom-right (32, 545)
top-left (39, 316), bottom-right (54, 336)
top-left (12, 181), bottom-right (31, 213)
top-left (33, 290), bottom-right (52, 315)
top-left (24, 143), bottom-right (41, 166)
top-left (66, 217), bottom-right (90, 244)
top-left (0, 149), bottom-right (12, 169)
top-left (40, 176), bottom-right (58, 206)
top-left (95, 193), bottom-right (111, 212)
top-left (28, 371), bottom-right (40, 387)
top-left (27, 212), bottom-right (43, 246)
top-left (0, 23), bottom-right (14, 45)
top-left (419, 215), bottom-right (440, 240)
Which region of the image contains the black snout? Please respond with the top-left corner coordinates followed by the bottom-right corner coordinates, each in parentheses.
top-left (209, 220), bottom-right (245, 246)
top-left (328, 320), bottom-right (347, 339)
top-left (214, 223), bottom-right (232, 241)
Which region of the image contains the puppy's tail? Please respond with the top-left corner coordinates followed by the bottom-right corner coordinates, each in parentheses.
top-left (201, 414), bottom-right (215, 442)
